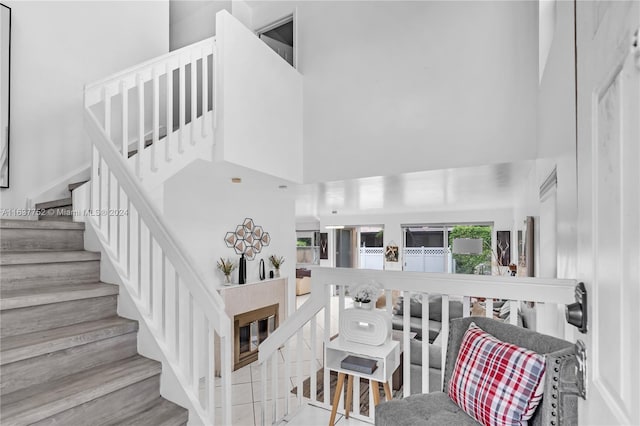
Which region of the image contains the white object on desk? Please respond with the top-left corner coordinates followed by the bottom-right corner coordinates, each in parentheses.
top-left (339, 308), bottom-right (391, 346)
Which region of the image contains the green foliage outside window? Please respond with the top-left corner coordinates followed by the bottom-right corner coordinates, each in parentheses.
top-left (448, 225), bottom-right (492, 274)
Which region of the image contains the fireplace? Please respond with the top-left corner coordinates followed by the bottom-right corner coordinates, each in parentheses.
top-left (233, 303), bottom-right (278, 370)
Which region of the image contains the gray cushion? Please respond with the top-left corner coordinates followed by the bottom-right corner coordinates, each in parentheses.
top-left (391, 315), bottom-right (441, 341)
top-left (408, 339), bottom-right (442, 370)
top-left (375, 392), bottom-right (479, 426)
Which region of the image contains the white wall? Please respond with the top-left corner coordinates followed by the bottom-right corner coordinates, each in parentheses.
top-left (169, 0), bottom-right (231, 50)
top-left (0, 1), bottom-right (169, 212)
top-left (318, 208), bottom-right (515, 272)
top-left (162, 160), bottom-right (296, 289)
top-left (215, 10), bottom-right (303, 183)
top-left (244, 0), bottom-right (539, 183)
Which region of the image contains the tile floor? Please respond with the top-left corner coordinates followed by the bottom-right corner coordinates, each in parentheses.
top-left (211, 294), bottom-right (370, 425)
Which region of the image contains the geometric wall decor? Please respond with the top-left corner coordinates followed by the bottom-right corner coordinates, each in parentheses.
top-left (224, 218), bottom-right (271, 260)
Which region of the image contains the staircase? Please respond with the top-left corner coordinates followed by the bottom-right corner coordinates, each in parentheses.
top-left (0, 219), bottom-right (188, 425)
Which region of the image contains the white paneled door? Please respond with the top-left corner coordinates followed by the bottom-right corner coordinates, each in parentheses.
top-left (576, 1), bottom-right (640, 424)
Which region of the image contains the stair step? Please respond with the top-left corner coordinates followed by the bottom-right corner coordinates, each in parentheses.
top-left (0, 282), bottom-right (118, 310)
top-left (35, 198), bottom-right (73, 211)
top-left (0, 250), bottom-right (100, 266)
top-left (1, 329), bottom-right (138, 396)
top-left (115, 398), bottom-right (189, 426)
top-left (0, 355), bottom-right (162, 426)
top-left (1, 220), bottom-right (85, 252)
top-left (1, 258), bottom-right (100, 290)
top-left (68, 181), bottom-right (88, 192)
top-left (0, 317), bottom-right (138, 365)
top-left (0, 219), bottom-right (84, 230)
top-left (1, 294), bottom-right (117, 338)
top-left (32, 376), bottom-right (162, 426)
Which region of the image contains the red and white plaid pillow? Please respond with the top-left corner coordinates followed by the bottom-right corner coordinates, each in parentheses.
top-left (448, 323), bottom-right (546, 426)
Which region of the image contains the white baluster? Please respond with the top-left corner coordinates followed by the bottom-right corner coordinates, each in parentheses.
top-left (212, 47), bottom-right (218, 130)
top-left (178, 60), bottom-right (185, 153)
top-left (192, 303), bottom-right (202, 388)
top-left (485, 298), bottom-right (494, 318)
top-left (151, 68), bottom-right (159, 172)
top-left (220, 333), bottom-right (232, 426)
top-left (463, 296), bottom-right (471, 318)
top-left (296, 329), bottom-right (303, 405)
top-left (261, 361), bottom-right (268, 426)
top-left (165, 63), bottom-right (173, 162)
top-left (99, 159), bottom-right (109, 235)
top-left (310, 315), bottom-right (317, 404)
top-left (208, 326), bottom-right (216, 422)
top-left (179, 285), bottom-right (190, 373)
top-left (91, 148), bottom-right (99, 219)
top-left (136, 73), bottom-right (145, 178)
top-left (284, 340), bottom-right (291, 414)
top-left (323, 285), bottom-right (331, 405)
top-left (140, 222), bottom-right (151, 312)
top-left (509, 300), bottom-right (519, 325)
top-left (190, 53), bottom-right (197, 145)
top-left (440, 295), bottom-right (450, 389)
top-left (422, 292), bottom-right (430, 394)
top-left (151, 239), bottom-right (163, 328)
top-left (120, 81), bottom-right (128, 158)
top-left (271, 352), bottom-right (278, 424)
top-left (201, 50), bottom-right (209, 138)
top-left (403, 291), bottom-right (411, 398)
top-left (103, 87), bottom-right (111, 141)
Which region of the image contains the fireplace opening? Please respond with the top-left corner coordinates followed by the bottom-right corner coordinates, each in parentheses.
top-left (234, 303), bottom-right (278, 370)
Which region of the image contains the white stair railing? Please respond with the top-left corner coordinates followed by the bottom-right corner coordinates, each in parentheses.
top-left (258, 268), bottom-right (576, 425)
top-left (83, 39), bottom-right (231, 426)
top-left (84, 38), bottom-right (216, 188)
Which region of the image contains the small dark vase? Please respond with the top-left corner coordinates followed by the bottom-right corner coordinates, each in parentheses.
top-left (238, 254), bottom-right (247, 284)
top-left (259, 259), bottom-right (266, 281)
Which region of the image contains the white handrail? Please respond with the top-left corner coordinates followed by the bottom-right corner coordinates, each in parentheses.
top-left (311, 267), bottom-right (576, 303)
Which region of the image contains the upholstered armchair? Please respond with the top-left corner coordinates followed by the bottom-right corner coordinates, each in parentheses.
top-left (376, 317), bottom-right (580, 426)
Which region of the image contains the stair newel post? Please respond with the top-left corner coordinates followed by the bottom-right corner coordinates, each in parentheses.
top-left (201, 46), bottom-right (209, 138)
top-left (136, 73), bottom-right (145, 179)
top-left (190, 50), bottom-right (197, 146)
top-left (178, 56), bottom-right (186, 154)
top-left (151, 67), bottom-right (160, 172)
top-left (165, 62), bottom-right (173, 163)
top-left (120, 81), bottom-right (128, 159)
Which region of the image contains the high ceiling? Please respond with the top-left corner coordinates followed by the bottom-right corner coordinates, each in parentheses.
top-left (295, 161), bottom-right (534, 219)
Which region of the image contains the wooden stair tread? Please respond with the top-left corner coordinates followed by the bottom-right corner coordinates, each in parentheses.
top-left (0, 250), bottom-right (100, 265)
top-left (0, 355), bottom-right (161, 425)
top-left (0, 283), bottom-right (118, 310)
top-left (114, 398), bottom-right (189, 426)
top-left (0, 317), bottom-right (137, 365)
top-left (0, 219), bottom-right (84, 230)
top-left (35, 198), bottom-right (73, 210)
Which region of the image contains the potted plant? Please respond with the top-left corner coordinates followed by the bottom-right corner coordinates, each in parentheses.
top-left (268, 255), bottom-right (285, 277)
top-left (350, 281), bottom-right (382, 309)
top-left (217, 258), bottom-right (236, 285)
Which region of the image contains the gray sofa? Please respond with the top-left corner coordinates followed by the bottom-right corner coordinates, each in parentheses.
top-left (391, 295), bottom-right (464, 342)
top-left (377, 317), bottom-right (579, 426)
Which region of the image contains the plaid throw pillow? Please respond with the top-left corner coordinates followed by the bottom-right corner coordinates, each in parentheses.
top-left (448, 323), bottom-right (546, 426)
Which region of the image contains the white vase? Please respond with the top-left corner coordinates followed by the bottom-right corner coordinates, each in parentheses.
top-left (274, 269), bottom-right (280, 278)
top-left (354, 300), bottom-right (373, 310)
top-left (224, 274), bottom-right (232, 285)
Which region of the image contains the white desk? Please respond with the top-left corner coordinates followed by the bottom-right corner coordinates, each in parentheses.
top-left (325, 338), bottom-right (400, 425)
